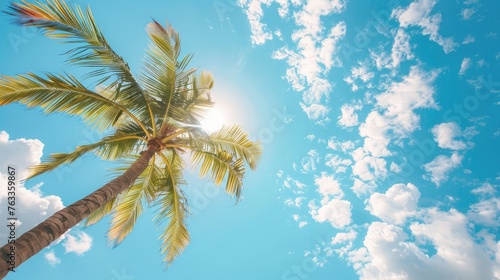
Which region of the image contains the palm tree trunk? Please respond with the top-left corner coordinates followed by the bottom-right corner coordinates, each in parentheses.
top-left (0, 143), bottom-right (158, 278)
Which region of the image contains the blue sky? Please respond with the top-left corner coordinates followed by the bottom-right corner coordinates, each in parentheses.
top-left (0, 0), bottom-right (499, 279)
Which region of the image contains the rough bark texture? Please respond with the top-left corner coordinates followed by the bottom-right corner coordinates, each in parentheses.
top-left (0, 144), bottom-right (158, 279)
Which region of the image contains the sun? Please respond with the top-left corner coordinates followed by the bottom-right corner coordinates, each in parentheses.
top-left (200, 108), bottom-right (225, 133)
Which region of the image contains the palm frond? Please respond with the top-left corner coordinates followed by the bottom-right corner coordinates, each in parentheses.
top-left (0, 73), bottom-right (150, 136)
top-left (107, 154), bottom-right (164, 246)
top-left (7, 0), bottom-right (156, 134)
top-left (191, 150), bottom-right (245, 199)
top-left (169, 70), bottom-right (214, 125)
top-left (27, 133), bottom-right (146, 180)
top-left (207, 125), bottom-right (262, 170)
top-left (154, 150), bottom-right (189, 265)
top-left (140, 20), bottom-right (179, 121)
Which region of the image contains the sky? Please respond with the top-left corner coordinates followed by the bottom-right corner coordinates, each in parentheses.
top-left (0, 0), bottom-right (499, 279)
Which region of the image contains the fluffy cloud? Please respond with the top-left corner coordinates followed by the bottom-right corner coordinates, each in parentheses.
top-left (238, 0), bottom-right (275, 45)
top-left (44, 250), bottom-right (61, 267)
top-left (310, 170), bottom-right (351, 229)
top-left (0, 131), bottom-right (43, 179)
top-left (338, 103), bottom-right (363, 127)
top-left (332, 229), bottom-right (357, 245)
top-left (332, 229), bottom-right (358, 257)
top-left (242, 1), bottom-right (347, 122)
top-left (344, 64), bottom-right (374, 91)
top-left (472, 183), bottom-right (496, 196)
top-left (461, 8), bottom-right (476, 20)
top-left (352, 209), bottom-right (498, 280)
top-left (360, 66), bottom-right (440, 158)
top-left (315, 172), bottom-right (344, 199)
top-left (351, 178), bottom-right (377, 197)
top-left (463, 35), bottom-right (475, 44)
top-left (300, 102), bottom-right (330, 121)
top-left (366, 183), bottom-right (421, 225)
top-left (300, 149), bottom-right (320, 173)
top-left (352, 155), bottom-right (387, 182)
top-left (459, 57), bottom-right (472, 76)
top-left (391, 28), bottom-right (414, 68)
top-left (310, 198), bottom-right (352, 229)
top-left (325, 154), bottom-right (352, 173)
top-left (62, 230), bottom-right (93, 255)
top-left (392, 0), bottom-right (457, 53)
top-left (0, 131), bottom-right (92, 264)
top-left (431, 122), bottom-right (468, 150)
top-left (423, 152), bottom-right (463, 186)
top-left (468, 198), bottom-right (500, 227)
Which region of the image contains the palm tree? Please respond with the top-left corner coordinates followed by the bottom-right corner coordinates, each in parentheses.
top-left (0, 0), bottom-right (261, 277)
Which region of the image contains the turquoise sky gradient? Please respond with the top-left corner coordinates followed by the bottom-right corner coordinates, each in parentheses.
top-left (0, 0), bottom-right (499, 279)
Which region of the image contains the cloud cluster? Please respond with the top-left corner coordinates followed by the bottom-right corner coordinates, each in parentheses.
top-left (0, 131), bottom-right (93, 267)
top-left (345, 183), bottom-right (500, 279)
top-left (392, 0), bottom-right (457, 53)
top-left (310, 172), bottom-right (352, 229)
top-left (240, 0), bottom-right (348, 123)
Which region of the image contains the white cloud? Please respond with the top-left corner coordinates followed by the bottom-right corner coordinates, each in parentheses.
top-left (300, 102), bottom-right (330, 121)
top-left (238, 0), bottom-right (274, 45)
top-left (463, 35), bottom-right (475, 44)
top-left (461, 8), bottom-right (476, 20)
top-left (391, 28), bottom-right (414, 68)
top-left (359, 111), bottom-right (391, 157)
top-left (459, 57), bottom-right (472, 76)
top-left (44, 250), bottom-right (61, 267)
top-left (284, 196), bottom-right (306, 208)
top-left (392, 0), bottom-right (457, 53)
top-left (332, 229), bottom-right (358, 258)
top-left (375, 66), bottom-right (440, 136)
top-left (300, 149), bottom-right (320, 173)
top-left (332, 229), bottom-right (357, 245)
top-left (389, 162), bottom-right (402, 173)
top-left (305, 134), bottom-right (315, 141)
top-left (338, 103), bottom-right (362, 127)
top-left (310, 198), bottom-right (352, 229)
top-left (351, 178), bottom-right (377, 197)
top-left (344, 64), bottom-right (374, 91)
top-left (63, 230), bottom-right (93, 255)
top-left (360, 66), bottom-right (440, 158)
top-left (255, 2), bottom-right (347, 122)
top-left (472, 183), bottom-right (496, 196)
top-left (325, 154), bottom-right (352, 173)
top-left (468, 198), bottom-right (500, 227)
top-left (0, 131), bottom-right (43, 179)
top-left (423, 152), bottom-right (463, 186)
top-left (315, 172), bottom-right (344, 199)
top-left (431, 122), bottom-right (468, 150)
top-left (366, 183), bottom-right (421, 225)
top-left (369, 49), bottom-right (391, 70)
top-left (352, 155), bottom-right (387, 182)
top-left (327, 138), bottom-right (356, 153)
top-left (352, 208), bottom-right (498, 280)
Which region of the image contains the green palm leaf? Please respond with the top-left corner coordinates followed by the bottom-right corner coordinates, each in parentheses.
top-left (7, 0), bottom-right (155, 134)
top-left (192, 150), bottom-right (245, 199)
top-left (27, 133), bottom-right (146, 180)
top-left (0, 73), bottom-right (150, 135)
top-left (155, 151), bottom-right (189, 265)
top-left (208, 125), bottom-right (262, 170)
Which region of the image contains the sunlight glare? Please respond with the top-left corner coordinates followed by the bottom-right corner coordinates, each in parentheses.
top-left (200, 108), bottom-right (225, 133)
